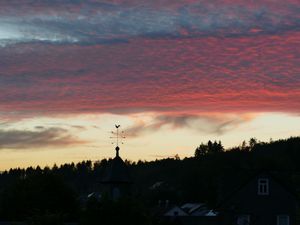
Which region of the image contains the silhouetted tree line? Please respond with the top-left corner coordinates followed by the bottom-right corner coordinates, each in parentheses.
top-left (195, 140), bottom-right (224, 157)
top-left (0, 136), bottom-right (299, 224)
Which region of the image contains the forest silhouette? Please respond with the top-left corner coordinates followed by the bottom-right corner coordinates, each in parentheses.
top-left (0, 136), bottom-right (299, 224)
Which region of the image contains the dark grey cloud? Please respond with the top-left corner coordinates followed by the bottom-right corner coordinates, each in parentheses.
top-left (125, 114), bottom-right (252, 137)
top-left (0, 127), bottom-right (84, 149)
top-left (0, 1), bottom-right (300, 47)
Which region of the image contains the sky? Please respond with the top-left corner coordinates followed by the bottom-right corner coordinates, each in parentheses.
top-left (0, 0), bottom-right (299, 170)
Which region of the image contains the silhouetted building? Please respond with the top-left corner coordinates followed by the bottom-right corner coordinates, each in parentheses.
top-left (161, 202), bottom-right (218, 225)
top-left (101, 146), bottom-right (132, 200)
top-left (219, 171), bottom-right (299, 225)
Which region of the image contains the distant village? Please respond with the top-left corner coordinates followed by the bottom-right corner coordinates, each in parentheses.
top-left (0, 132), bottom-right (299, 225)
top-left (87, 143), bottom-right (299, 225)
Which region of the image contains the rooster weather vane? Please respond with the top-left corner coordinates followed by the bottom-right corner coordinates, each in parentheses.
top-left (110, 125), bottom-right (125, 157)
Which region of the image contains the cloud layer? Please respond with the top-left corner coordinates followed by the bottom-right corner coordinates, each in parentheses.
top-left (0, 127), bottom-right (83, 149)
top-left (125, 113), bottom-right (254, 137)
top-left (0, 0), bottom-right (299, 118)
top-left (0, 1), bottom-right (300, 46)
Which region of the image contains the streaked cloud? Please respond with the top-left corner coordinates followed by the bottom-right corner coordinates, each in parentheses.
top-left (0, 127), bottom-right (84, 149)
top-left (125, 113), bottom-right (254, 137)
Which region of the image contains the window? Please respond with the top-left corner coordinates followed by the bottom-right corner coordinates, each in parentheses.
top-left (237, 215), bottom-right (250, 225)
top-left (258, 178), bottom-right (269, 195)
top-left (277, 215), bottom-right (290, 225)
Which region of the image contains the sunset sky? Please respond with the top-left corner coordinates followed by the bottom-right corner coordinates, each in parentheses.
top-left (0, 0), bottom-right (299, 170)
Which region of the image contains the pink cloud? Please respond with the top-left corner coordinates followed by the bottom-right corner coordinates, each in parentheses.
top-left (1, 32), bottom-right (300, 116)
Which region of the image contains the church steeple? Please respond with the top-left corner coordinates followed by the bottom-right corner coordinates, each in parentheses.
top-left (110, 124), bottom-right (125, 158)
top-left (102, 125), bottom-right (132, 200)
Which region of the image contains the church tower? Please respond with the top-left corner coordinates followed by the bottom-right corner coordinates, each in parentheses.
top-left (101, 125), bottom-right (132, 200)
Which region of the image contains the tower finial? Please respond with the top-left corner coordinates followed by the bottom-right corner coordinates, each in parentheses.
top-left (110, 125), bottom-right (125, 157)
top-left (116, 146), bottom-right (120, 157)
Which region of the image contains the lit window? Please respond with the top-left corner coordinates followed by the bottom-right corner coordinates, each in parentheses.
top-left (277, 215), bottom-right (290, 225)
top-left (237, 215), bottom-right (250, 225)
top-left (258, 178), bottom-right (269, 195)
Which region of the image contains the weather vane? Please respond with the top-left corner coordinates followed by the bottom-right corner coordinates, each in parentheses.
top-left (110, 125), bottom-right (125, 156)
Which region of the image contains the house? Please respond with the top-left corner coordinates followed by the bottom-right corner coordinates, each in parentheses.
top-left (163, 202), bottom-right (218, 225)
top-left (219, 171), bottom-right (300, 225)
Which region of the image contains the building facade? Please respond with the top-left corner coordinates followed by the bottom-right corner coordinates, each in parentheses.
top-left (219, 172), bottom-right (299, 225)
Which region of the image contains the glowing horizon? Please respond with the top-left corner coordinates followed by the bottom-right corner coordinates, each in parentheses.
top-left (0, 0), bottom-right (299, 170)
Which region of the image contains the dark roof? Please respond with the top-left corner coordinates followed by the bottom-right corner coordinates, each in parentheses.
top-left (101, 155), bottom-right (132, 184)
